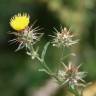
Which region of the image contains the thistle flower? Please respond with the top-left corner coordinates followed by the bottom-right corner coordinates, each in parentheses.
top-left (10, 13), bottom-right (30, 31)
top-left (52, 27), bottom-right (79, 48)
top-left (9, 13), bottom-right (43, 51)
top-left (57, 62), bottom-right (86, 88)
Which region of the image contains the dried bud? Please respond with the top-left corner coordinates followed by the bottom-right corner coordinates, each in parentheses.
top-left (9, 22), bottom-right (43, 51)
top-left (52, 27), bottom-right (79, 48)
top-left (57, 62), bottom-right (86, 87)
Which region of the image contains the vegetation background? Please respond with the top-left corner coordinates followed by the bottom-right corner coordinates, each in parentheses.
top-left (0, 0), bottom-right (96, 96)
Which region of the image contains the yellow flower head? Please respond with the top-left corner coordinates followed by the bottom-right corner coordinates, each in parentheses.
top-left (10, 13), bottom-right (30, 31)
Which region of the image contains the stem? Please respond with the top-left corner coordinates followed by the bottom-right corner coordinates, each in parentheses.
top-left (28, 43), bottom-right (53, 75)
top-left (38, 58), bottom-right (52, 74)
top-left (69, 87), bottom-right (81, 96)
top-left (74, 91), bottom-right (80, 96)
top-left (74, 90), bottom-right (80, 96)
top-left (60, 45), bottom-right (64, 61)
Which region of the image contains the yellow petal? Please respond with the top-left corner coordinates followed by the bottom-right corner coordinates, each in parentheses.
top-left (10, 13), bottom-right (30, 31)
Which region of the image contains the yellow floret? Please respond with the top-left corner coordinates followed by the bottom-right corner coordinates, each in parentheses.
top-left (10, 13), bottom-right (30, 31)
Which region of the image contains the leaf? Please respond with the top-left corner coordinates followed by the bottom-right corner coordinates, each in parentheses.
top-left (26, 51), bottom-right (31, 56)
top-left (38, 68), bottom-right (50, 75)
top-left (41, 42), bottom-right (50, 62)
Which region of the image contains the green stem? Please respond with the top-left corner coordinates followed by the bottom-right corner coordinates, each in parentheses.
top-left (40, 60), bottom-right (52, 74)
top-left (69, 87), bottom-right (80, 96)
top-left (34, 54), bottom-right (53, 75)
top-left (60, 45), bottom-right (64, 61)
top-left (28, 44), bottom-right (55, 79)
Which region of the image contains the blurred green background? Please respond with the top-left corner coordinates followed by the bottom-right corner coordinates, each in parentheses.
top-left (0, 0), bottom-right (96, 96)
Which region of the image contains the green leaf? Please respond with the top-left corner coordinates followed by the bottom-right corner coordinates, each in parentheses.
top-left (38, 68), bottom-right (50, 75)
top-left (41, 42), bottom-right (50, 62)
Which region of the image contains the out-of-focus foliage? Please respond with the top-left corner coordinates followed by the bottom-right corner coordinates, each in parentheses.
top-left (0, 0), bottom-right (96, 96)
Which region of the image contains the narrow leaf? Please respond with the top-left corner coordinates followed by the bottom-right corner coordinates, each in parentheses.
top-left (38, 69), bottom-right (50, 75)
top-left (41, 42), bottom-right (50, 61)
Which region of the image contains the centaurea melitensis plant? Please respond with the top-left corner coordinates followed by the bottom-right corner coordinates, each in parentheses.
top-left (9, 13), bottom-right (87, 96)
